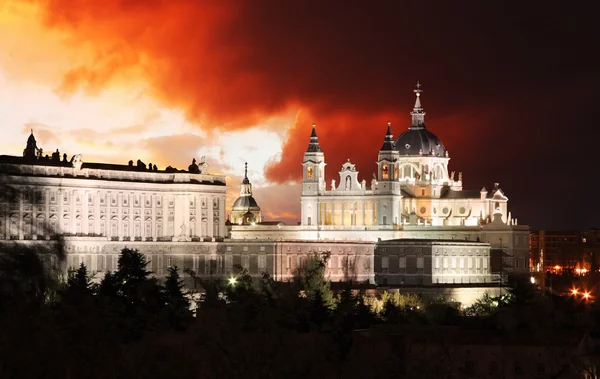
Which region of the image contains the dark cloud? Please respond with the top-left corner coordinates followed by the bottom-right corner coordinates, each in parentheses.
top-left (33, 0), bottom-right (600, 229)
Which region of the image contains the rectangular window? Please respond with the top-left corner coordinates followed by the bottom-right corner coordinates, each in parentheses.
top-left (476, 257), bottom-right (481, 269)
top-left (443, 257), bottom-right (448, 268)
top-left (297, 256), bottom-right (303, 268)
top-left (258, 256), bottom-right (266, 270)
top-left (97, 255), bottom-right (105, 271)
top-left (434, 257), bottom-right (440, 269)
top-left (287, 256), bottom-right (292, 269)
top-left (483, 258), bottom-right (488, 269)
top-left (242, 255), bottom-right (249, 269)
top-left (468, 257), bottom-right (473, 269)
top-left (381, 256), bottom-right (389, 269)
top-left (459, 258), bottom-right (464, 269)
top-left (243, 246), bottom-right (248, 252)
top-left (225, 256), bottom-right (232, 269)
top-left (260, 246), bottom-right (265, 252)
top-left (167, 256), bottom-right (172, 267)
top-left (398, 257), bottom-right (406, 268)
top-left (452, 257), bottom-right (457, 269)
top-left (417, 257), bottom-right (424, 269)
top-left (226, 246), bottom-right (232, 252)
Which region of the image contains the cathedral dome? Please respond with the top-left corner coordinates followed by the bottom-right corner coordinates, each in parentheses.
top-left (393, 82), bottom-right (447, 157)
top-left (232, 195), bottom-right (260, 210)
top-left (394, 126), bottom-right (446, 156)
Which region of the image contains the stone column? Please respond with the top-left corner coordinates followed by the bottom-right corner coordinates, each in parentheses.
top-left (117, 192), bottom-right (122, 240)
top-left (71, 189), bottom-right (77, 234)
top-left (208, 196), bottom-right (214, 238)
top-left (362, 201), bottom-right (366, 226)
top-left (18, 188), bottom-right (23, 240)
top-left (44, 188), bottom-right (50, 238)
top-left (83, 190), bottom-right (89, 235)
top-left (219, 196), bottom-right (225, 237)
top-left (162, 194), bottom-right (168, 238)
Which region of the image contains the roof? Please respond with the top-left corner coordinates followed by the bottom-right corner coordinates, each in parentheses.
top-left (394, 125), bottom-right (446, 156)
top-left (232, 195), bottom-right (260, 210)
top-left (0, 155), bottom-right (226, 186)
top-left (440, 189), bottom-right (482, 199)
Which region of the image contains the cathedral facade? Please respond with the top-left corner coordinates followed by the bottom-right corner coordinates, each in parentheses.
top-left (229, 84), bottom-right (530, 288)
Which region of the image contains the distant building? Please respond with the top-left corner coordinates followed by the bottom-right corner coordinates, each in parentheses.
top-left (530, 229), bottom-right (600, 273)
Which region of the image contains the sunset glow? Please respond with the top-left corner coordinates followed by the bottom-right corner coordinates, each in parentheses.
top-left (1, 1), bottom-right (597, 228)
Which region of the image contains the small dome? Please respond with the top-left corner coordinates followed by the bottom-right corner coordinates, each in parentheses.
top-left (394, 125), bottom-right (446, 156)
top-left (232, 196), bottom-right (260, 210)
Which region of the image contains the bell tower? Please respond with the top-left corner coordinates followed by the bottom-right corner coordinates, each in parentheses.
top-left (301, 124), bottom-right (326, 226)
top-left (301, 124), bottom-right (326, 195)
top-left (377, 122), bottom-right (400, 182)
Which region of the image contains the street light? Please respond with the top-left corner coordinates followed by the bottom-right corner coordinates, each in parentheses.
top-left (584, 292), bottom-right (590, 300)
top-left (572, 289), bottom-right (578, 296)
top-left (228, 277), bottom-right (237, 287)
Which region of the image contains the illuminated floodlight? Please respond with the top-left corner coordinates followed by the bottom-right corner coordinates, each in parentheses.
top-left (584, 292), bottom-right (590, 299)
top-left (572, 289), bottom-right (578, 295)
top-left (228, 277), bottom-right (237, 286)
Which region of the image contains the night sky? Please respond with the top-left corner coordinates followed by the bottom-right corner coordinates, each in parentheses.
top-left (1, 1), bottom-right (598, 230)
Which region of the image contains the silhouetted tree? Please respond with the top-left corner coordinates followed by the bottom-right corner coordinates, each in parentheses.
top-left (163, 265), bottom-right (191, 329)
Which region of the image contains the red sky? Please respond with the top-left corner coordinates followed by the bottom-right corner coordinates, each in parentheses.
top-left (1, 0), bottom-right (599, 229)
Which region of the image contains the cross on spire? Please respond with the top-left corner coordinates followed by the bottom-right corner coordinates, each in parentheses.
top-left (410, 81), bottom-right (426, 127)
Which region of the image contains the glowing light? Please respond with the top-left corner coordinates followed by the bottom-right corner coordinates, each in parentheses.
top-left (572, 289), bottom-right (578, 295)
top-left (228, 277), bottom-right (237, 286)
top-left (554, 265), bottom-right (561, 271)
top-left (530, 276), bottom-right (535, 284)
top-left (584, 292), bottom-right (590, 299)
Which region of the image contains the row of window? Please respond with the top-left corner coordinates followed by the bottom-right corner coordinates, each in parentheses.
top-left (4, 189), bottom-right (221, 209)
top-left (1, 219), bottom-right (220, 239)
top-left (380, 256), bottom-right (489, 270)
top-left (67, 254), bottom-right (268, 273)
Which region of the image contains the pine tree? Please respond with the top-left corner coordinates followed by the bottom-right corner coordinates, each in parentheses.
top-left (164, 265), bottom-right (189, 310)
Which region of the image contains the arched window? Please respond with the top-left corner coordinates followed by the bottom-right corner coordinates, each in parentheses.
top-left (382, 164), bottom-right (389, 179)
top-left (307, 166), bottom-right (313, 179)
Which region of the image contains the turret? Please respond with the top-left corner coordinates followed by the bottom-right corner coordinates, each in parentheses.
top-left (377, 121), bottom-right (400, 181)
top-left (301, 123), bottom-right (326, 195)
top-left (231, 162), bottom-right (261, 225)
top-left (23, 130), bottom-right (40, 160)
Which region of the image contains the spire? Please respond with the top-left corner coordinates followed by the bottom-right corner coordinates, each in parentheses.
top-left (410, 81), bottom-right (426, 127)
top-left (240, 162), bottom-right (252, 195)
top-left (242, 162), bottom-right (250, 184)
top-left (380, 121), bottom-right (395, 151)
top-left (23, 129), bottom-right (38, 159)
top-left (306, 123), bottom-right (323, 153)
